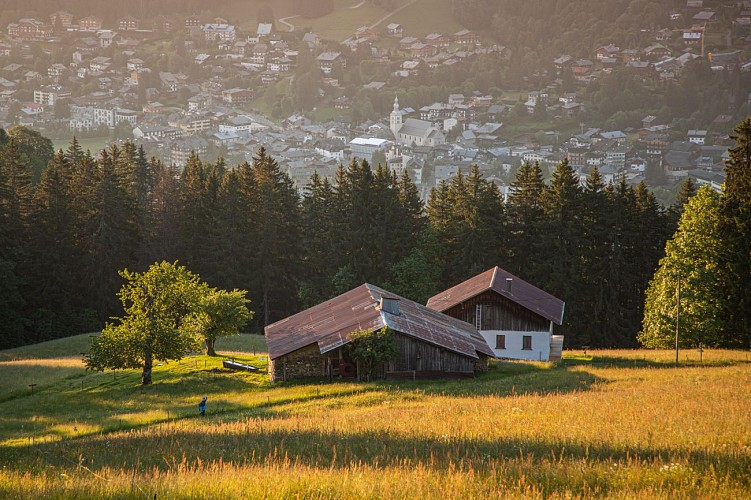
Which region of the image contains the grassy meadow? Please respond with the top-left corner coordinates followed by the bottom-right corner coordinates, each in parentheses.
top-left (0, 334), bottom-right (749, 498)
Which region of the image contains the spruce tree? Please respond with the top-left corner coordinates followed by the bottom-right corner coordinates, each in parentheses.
top-left (538, 159), bottom-right (584, 345)
top-left (506, 161), bottom-right (546, 280)
top-left (247, 147), bottom-right (302, 326)
top-left (300, 171), bottom-right (337, 306)
top-left (721, 118), bottom-right (751, 347)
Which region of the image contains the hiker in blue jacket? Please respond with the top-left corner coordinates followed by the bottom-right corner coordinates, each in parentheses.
top-left (199, 396), bottom-right (207, 416)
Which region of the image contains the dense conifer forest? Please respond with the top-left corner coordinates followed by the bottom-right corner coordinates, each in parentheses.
top-left (0, 125), bottom-right (687, 350)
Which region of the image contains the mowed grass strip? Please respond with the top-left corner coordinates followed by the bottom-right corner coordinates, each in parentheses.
top-left (0, 337), bottom-right (749, 498)
top-left (383, 0), bottom-right (462, 37)
top-left (289, 0), bottom-right (388, 41)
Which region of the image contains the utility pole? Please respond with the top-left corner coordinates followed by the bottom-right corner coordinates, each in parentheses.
top-left (675, 271), bottom-right (681, 364)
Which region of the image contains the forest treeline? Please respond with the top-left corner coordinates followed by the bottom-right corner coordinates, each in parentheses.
top-left (0, 126), bottom-right (693, 350)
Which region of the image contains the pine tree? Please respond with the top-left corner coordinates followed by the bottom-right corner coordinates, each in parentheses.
top-left (247, 147), bottom-right (302, 326)
top-left (25, 152), bottom-right (83, 340)
top-left (0, 137), bottom-right (33, 257)
top-left (538, 159), bottom-right (584, 344)
top-left (506, 161), bottom-right (546, 280)
top-left (299, 171), bottom-right (337, 306)
top-left (579, 166), bottom-right (609, 346)
top-left (149, 160), bottom-right (182, 263)
top-left (332, 158), bottom-right (378, 284)
top-left (178, 152), bottom-right (209, 270)
top-left (0, 258), bottom-right (25, 349)
top-left (720, 117), bottom-right (751, 347)
top-left (673, 177), bottom-right (698, 214)
top-left (81, 148), bottom-right (139, 321)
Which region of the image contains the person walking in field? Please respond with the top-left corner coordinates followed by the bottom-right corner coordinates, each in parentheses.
top-left (199, 396), bottom-right (207, 416)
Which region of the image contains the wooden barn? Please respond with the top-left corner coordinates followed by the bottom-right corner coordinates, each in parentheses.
top-left (427, 267), bottom-right (565, 362)
top-left (265, 284), bottom-right (493, 382)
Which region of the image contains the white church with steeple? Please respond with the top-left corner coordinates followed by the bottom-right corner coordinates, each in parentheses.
top-left (390, 96), bottom-right (445, 147)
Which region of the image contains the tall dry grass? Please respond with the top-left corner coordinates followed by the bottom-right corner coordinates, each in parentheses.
top-left (0, 344), bottom-right (749, 497)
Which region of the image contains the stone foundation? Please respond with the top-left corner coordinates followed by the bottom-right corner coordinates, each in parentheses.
top-left (269, 343), bottom-right (327, 383)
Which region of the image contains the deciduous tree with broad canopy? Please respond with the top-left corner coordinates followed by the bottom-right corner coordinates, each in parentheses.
top-left (639, 187), bottom-right (727, 348)
top-left (184, 288), bottom-right (253, 356)
top-left (85, 261), bottom-right (252, 384)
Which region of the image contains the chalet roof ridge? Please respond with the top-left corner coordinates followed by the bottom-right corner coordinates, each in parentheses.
top-left (427, 266), bottom-right (565, 325)
top-left (265, 283), bottom-right (493, 361)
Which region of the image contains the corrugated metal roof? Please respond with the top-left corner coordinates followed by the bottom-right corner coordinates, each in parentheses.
top-left (426, 267), bottom-right (565, 325)
top-left (265, 284), bottom-right (493, 360)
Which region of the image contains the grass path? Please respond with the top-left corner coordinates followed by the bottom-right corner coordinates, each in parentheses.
top-left (278, 15), bottom-right (299, 32)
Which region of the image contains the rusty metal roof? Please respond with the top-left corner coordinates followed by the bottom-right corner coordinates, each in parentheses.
top-left (265, 284), bottom-right (494, 360)
top-left (426, 266), bottom-right (565, 325)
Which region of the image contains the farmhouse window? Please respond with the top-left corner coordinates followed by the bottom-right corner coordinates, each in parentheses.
top-left (495, 334), bottom-right (505, 349)
top-left (522, 335), bottom-right (532, 350)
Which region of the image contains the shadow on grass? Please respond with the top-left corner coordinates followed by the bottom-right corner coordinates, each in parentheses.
top-left (376, 360), bottom-right (602, 398)
top-left (562, 355), bottom-right (746, 369)
top-left (4, 426), bottom-right (749, 492)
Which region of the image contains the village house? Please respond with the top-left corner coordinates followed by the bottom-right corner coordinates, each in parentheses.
top-left (317, 52), bottom-right (344, 74)
top-left (424, 33), bottom-right (450, 47)
top-left (203, 23), bottom-right (236, 42)
top-left (50, 11), bottom-right (74, 29)
top-left (98, 31), bottom-right (118, 48)
top-left (89, 56), bottom-right (112, 72)
top-left (221, 88), bottom-right (253, 105)
top-left (643, 43), bottom-right (671, 61)
top-left (171, 136), bottom-right (208, 166)
top-left (386, 23), bottom-right (403, 37)
top-left (118, 16), bottom-right (140, 31)
top-left (571, 59), bottom-right (594, 79)
top-left (350, 137), bottom-right (392, 163)
top-left (48, 63), bottom-right (67, 79)
top-left (688, 129), bottom-right (707, 145)
top-left (302, 33), bottom-right (320, 49)
top-left (127, 58), bottom-right (145, 72)
top-left (8, 18), bottom-right (50, 41)
top-left (265, 284), bottom-right (494, 382)
top-left (683, 28), bottom-right (703, 46)
top-left (219, 115), bottom-right (254, 136)
top-left (427, 266), bottom-right (565, 362)
top-left (79, 16), bottom-right (103, 32)
top-left (454, 29), bottom-right (479, 45)
top-left (595, 44), bottom-right (619, 60)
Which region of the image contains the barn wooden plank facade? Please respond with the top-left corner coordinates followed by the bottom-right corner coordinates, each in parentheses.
top-left (265, 284), bottom-right (493, 382)
top-left (427, 267), bottom-right (565, 362)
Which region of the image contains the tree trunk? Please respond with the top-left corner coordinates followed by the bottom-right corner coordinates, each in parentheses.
top-left (206, 338), bottom-right (217, 356)
top-left (142, 349), bottom-right (153, 385)
top-left (263, 289), bottom-right (270, 326)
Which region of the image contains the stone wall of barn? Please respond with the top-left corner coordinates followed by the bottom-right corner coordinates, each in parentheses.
top-left (268, 343), bottom-right (327, 383)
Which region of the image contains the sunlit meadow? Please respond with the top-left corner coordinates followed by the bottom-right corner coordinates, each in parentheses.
top-left (0, 334), bottom-right (749, 498)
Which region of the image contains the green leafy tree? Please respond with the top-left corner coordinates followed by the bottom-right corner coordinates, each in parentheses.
top-left (85, 261), bottom-right (208, 385)
top-left (186, 288), bottom-right (253, 356)
top-left (640, 187), bottom-right (727, 348)
top-left (347, 326), bottom-right (398, 381)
